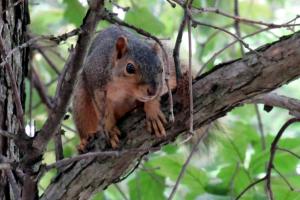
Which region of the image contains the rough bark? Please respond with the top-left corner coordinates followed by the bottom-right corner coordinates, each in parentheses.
top-left (42, 31), bottom-right (300, 199)
top-left (0, 0), bottom-right (29, 199)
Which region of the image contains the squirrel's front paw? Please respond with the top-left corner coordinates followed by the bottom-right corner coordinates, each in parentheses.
top-left (105, 126), bottom-right (121, 149)
top-left (145, 109), bottom-right (167, 138)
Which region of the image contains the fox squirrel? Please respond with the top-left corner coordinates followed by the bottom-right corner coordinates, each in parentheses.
top-left (73, 26), bottom-right (179, 151)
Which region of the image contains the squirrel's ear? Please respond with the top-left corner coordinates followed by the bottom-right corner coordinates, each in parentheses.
top-left (152, 42), bottom-right (161, 54)
top-left (116, 36), bottom-right (128, 59)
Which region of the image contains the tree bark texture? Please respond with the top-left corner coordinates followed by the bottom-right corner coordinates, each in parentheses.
top-left (0, 0), bottom-right (29, 199)
top-left (42, 32), bottom-right (300, 199)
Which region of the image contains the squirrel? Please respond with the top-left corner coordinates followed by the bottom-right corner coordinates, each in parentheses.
top-left (72, 26), bottom-right (180, 151)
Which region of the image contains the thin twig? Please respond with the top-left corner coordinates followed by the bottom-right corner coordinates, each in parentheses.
top-left (135, 172), bottom-right (142, 200)
top-left (196, 27), bottom-right (269, 76)
top-left (265, 118), bottom-right (300, 199)
top-left (255, 105), bottom-right (266, 150)
top-left (45, 47), bottom-right (67, 62)
top-left (172, 2), bottom-right (187, 80)
top-left (188, 14), bottom-right (257, 54)
top-left (197, 14), bottom-right (300, 76)
top-left (235, 176), bottom-right (266, 200)
top-left (168, 126), bottom-right (208, 200)
top-left (61, 124), bottom-right (77, 133)
top-left (54, 128), bottom-right (64, 161)
top-left (166, 0), bottom-right (176, 8)
top-left (29, 66), bottom-right (53, 110)
top-left (0, 28), bottom-right (80, 68)
top-left (228, 162), bottom-right (240, 194)
top-left (273, 166), bottom-right (294, 191)
top-left (193, 7), bottom-right (300, 28)
top-left (276, 147), bottom-right (300, 160)
top-left (233, 0), bottom-right (244, 55)
top-left (109, 0), bottom-right (130, 11)
top-left (198, 23), bottom-right (233, 60)
top-left (29, 61), bottom-right (33, 137)
top-left (0, 130), bottom-right (18, 140)
top-left (187, 6), bottom-right (194, 135)
top-left (114, 184), bottom-right (129, 200)
top-left (36, 47), bottom-right (60, 75)
top-left (45, 147), bottom-right (160, 171)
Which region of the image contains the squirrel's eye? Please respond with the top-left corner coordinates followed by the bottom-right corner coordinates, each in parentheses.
top-left (126, 63), bottom-right (135, 74)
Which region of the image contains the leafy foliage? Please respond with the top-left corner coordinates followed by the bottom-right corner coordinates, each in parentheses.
top-left (28, 0), bottom-right (300, 199)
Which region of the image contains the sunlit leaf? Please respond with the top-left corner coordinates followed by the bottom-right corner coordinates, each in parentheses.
top-left (148, 154), bottom-right (208, 192)
top-left (63, 0), bottom-right (86, 26)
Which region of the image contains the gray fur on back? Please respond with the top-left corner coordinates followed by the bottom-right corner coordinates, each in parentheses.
top-left (83, 25), bottom-right (162, 89)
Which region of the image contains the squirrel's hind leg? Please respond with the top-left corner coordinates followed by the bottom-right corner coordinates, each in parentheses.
top-left (73, 85), bottom-right (101, 151)
top-left (104, 101), bottom-right (121, 149)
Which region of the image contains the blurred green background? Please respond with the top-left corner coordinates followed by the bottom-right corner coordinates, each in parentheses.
top-left (26, 0), bottom-right (300, 199)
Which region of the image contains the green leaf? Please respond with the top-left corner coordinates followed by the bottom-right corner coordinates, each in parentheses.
top-left (128, 171), bottom-right (165, 200)
top-left (148, 154), bottom-right (208, 192)
top-left (216, 132), bottom-right (248, 163)
top-left (91, 192), bottom-right (105, 200)
top-left (63, 0), bottom-right (86, 26)
top-left (272, 178), bottom-right (300, 200)
top-left (217, 164), bottom-right (253, 195)
top-left (125, 7), bottom-right (165, 35)
top-left (162, 144), bottom-right (178, 154)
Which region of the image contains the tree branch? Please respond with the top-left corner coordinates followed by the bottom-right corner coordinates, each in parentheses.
top-left (249, 93), bottom-right (300, 117)
top-left (42, 30), bottom-right (300, 200)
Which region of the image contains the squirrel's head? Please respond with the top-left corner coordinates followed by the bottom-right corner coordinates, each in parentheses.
top-left (111, 36), bottom-right (163, 102)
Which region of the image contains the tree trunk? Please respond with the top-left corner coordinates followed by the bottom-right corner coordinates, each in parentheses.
top-left (0, 0), bottom-right (29, 199)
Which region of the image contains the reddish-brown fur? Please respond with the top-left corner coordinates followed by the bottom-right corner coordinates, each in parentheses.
top-left (72, 26), bottom-right (185, 151)
top-left (73, 76), bottom-right (165, 150)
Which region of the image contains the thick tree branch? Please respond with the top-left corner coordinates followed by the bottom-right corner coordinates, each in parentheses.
top-left (41, 30), bottom-right (300, 200)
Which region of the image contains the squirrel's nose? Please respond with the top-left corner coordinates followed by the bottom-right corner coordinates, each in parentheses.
top-left (147, 87), bottom-right (156, 96)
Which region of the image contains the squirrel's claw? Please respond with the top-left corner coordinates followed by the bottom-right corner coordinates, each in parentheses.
top-left (146, 110), bottom-right (167, 138)
top-left (77, 139), bottom-right (88, 153)
top-left (105, 126), bottom-right (121, 149)
top-left (144, 99), bottom-right (167, 138)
